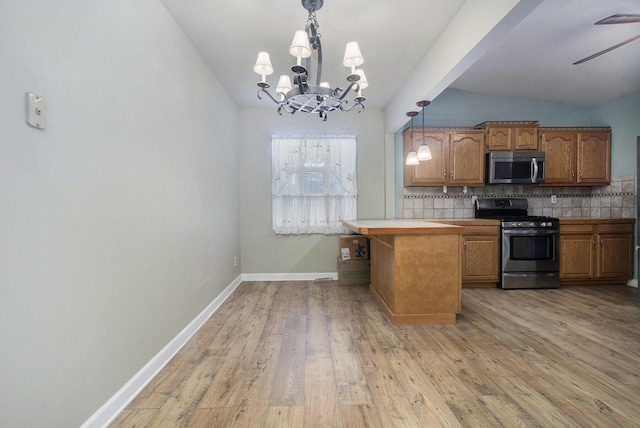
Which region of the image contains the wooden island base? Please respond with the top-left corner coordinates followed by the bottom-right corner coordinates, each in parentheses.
top-left (342, 220), bottom-right (464, 325)
top-left (369, 285), bottom-right (456, 325)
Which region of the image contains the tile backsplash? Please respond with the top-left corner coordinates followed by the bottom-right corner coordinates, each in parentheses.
top-left (399, 175), bottom-right (637, 220)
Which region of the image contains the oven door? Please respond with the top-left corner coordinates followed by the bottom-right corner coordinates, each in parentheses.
top-left (502, 228), bottom-right (559, 273)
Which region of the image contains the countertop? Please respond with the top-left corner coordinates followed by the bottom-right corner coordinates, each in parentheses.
top-left (559, 218), bottom-right (635, 225)
top-left (342, 218), bottom-right (634, 235)
top-left (431, 219), bottom-right (501, 226)
top-left (342, 219), bottom-right (464, 235)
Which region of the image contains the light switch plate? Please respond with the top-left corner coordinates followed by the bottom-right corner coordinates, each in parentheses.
top-left (27, 92), bottom-right (47, 129)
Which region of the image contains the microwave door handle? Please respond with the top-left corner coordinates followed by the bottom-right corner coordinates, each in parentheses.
top-left (531, 157), bottom-right (539, 183)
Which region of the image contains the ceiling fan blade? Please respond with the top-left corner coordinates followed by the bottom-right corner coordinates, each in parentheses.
top-left (595, 14), bottom-right (640, 25)
top-left (573, 33), bottom-right (640, 65)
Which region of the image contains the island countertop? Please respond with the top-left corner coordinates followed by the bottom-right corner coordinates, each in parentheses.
top-left (342, 219), bottom-right (464, 235)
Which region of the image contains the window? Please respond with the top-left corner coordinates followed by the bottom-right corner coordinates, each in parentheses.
top-left (272, 136), bottom-right (357, 234)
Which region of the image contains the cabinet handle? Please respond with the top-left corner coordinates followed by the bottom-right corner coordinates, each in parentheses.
top-left (579, 170), bottom-right (583, 178)
top-left (571, 170), bottom-right (575, 178)
top-left (443, 169), bottom-right (447, 177)
top-left (451, 171), bottom-right (454, 178)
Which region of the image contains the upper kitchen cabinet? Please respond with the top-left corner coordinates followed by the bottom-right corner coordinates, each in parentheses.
top-left (539, 127), bottom-right (611, 186)
top-left (478, 121), bottom-right (539, 151)
top-left (403, 128), bottom-right (485, 187)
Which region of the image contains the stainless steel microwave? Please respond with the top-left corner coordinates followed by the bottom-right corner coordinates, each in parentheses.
top-left (485, 151), bottom-right (545, 184)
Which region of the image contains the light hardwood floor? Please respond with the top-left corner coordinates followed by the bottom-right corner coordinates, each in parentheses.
top-left (110, 282), bottom-right (640, 427)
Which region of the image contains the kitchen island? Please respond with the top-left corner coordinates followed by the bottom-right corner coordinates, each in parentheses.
top-left (342, 219), bottom-right (464, 325)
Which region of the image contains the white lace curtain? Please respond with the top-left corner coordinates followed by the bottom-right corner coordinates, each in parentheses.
top-left (272, 136), bottom-right (357, 234)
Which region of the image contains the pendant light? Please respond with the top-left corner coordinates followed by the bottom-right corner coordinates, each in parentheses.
top-left (416, 100), bottom-right (432, 161)
top-left (405, 111), bottom-right (419, 166)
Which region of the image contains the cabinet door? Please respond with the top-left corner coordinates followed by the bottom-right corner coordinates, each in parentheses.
top-left (486, 127), bottom-right (512, 151)
top-left (540, 131), bottom-right (576, 184)
top-left (560, 234), bottom-right (595, 279)
top-left (462, 235), bottom-right (499, 281)
top-left (577, 131), bottom-right (611, 184)
top-left (514, 126), bottom-right (539, 150)
top-left (403, 131), bottom-right (447, 186)
top-left (597, 234), bottom-right (633, 278)
top-left (448, 131), bottom-right (485, 185)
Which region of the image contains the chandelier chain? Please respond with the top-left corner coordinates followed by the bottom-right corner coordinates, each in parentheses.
top-left (308, 10), bottom-right (320, 38)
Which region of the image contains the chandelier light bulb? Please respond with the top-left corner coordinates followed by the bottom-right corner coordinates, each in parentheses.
top-left (343, 41), bottom-right (364, 74)
top-left (276, 75), bottom-right (293, 95)
top-left (289, 30), bottom-right (312, 65)
top-left (354, 69), bottom-right (368, 97)
top-left (254, 51), bottom-right (274, 83)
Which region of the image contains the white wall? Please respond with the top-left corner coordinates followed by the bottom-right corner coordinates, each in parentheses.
top-left (0, 1), bottom-right (240, 426)
top-left (238, 108), bottom-right (386, 274)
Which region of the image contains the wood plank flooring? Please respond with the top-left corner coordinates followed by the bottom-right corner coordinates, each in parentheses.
top-left (110, 282), bottom-right (640, 427)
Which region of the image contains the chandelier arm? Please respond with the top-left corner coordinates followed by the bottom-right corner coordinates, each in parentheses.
top-left (257, 87), bottom-right (284, 105)
top-left (336, 82), bottom-right (360, 101)
top-left (280, 103), bottom-right (295, 114)
top-left (339, 100), bottom-right (365, 113)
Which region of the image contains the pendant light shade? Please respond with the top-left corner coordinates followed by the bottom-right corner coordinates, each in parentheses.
top-left (406, 150), bottom-right (419, 165)
top-left (417, 142), bottom-right (432, 161)
top-left (405, 111), bottom-right (420, 166)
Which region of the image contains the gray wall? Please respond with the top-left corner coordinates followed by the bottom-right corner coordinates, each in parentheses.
top-left (0, 1), bottom-right (240, 426)
top-left (592, 91), bottom-right (640, 176)
top-left (238, 108), bottom-right (387, 274)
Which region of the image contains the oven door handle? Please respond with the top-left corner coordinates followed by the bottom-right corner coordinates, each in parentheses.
top-left (503, 228), bottom-right (558, 236)
top-left (531, 157), bottom-right (539, 183)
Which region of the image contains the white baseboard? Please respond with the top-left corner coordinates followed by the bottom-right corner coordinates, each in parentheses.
top-left (81, 275), bottom-right (243, 428)
top-left (628, 279), bottom-right (638, 288)
top-left (241, 272), bottom-right (338, 281)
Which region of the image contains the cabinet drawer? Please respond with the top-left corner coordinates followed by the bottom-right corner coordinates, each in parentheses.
top-left (462, 225), bottom-right (500, 236)
top-left (560, 224), bottom-right (594, 234)
top-left (597, 223), bottom-right (633, 234)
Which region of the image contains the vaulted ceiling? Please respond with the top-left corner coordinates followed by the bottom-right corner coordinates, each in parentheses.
top-left (161, 0), bottom-right (640, 130)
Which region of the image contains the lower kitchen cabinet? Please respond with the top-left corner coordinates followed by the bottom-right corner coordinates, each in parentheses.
top-left (560, 227), bottom-right (595, 279)
top-left (438, 221), bottom-right (501, 288)
top-left (462, 233), bottom-right (500, 286)
top-left (559, 219), bottom-right (634, 285)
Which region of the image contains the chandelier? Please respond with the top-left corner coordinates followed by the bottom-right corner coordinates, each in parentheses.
top-left (253, 0), bottom-right (367, 121)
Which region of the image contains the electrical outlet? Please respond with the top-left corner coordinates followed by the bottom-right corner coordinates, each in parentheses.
top-left (551, 195), bottom-right (557, 204)
top-left (234, 256), bottom-right (238, 267)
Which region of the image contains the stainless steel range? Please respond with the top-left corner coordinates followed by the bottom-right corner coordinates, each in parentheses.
top-left (475, 198), bottom-right (560, 289)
